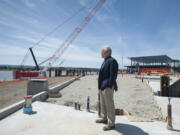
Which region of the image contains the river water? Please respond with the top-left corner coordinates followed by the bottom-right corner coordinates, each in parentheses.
top-left (0, 70), bottom-right (96, 81)
top-left (0, 70), bottom-right (56, 81)
top-left (0, 70), bottom-right (13, 81)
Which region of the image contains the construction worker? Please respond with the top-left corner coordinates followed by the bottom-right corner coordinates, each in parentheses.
top-left (96, 45), bottom-right (119, 131)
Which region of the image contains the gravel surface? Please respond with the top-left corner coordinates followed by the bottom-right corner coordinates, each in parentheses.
top-left (47, 75), bottom-right (164, 121)
top-left (0, 77), bottom-right (73, 109)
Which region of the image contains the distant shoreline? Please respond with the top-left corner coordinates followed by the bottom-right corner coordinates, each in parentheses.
top-left (0, 64), bottom-right (100, 71)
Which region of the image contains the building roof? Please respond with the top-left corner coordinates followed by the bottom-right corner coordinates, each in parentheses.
top-left (129, 55), bottom-right (175, 64)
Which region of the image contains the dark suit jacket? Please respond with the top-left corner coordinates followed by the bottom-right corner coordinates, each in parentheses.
top-left (98, 56), bottom-right (119, 91)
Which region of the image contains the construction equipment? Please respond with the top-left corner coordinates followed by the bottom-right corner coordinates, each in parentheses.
top-left (29, 48), bottom-right (40, 71)
top-left (20, 0), bottom-right (95, 69)
top-left (40, 0), bottom-right (106, 71)
top-left (18, 0), bottom-right (106, 79)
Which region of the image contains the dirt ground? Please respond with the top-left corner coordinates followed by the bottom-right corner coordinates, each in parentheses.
top-left (0, 77), bottom-right (72, 109)
top-left (47, 75), bottom-right (164, 121)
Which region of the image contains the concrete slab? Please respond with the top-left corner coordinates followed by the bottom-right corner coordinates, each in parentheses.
top-left (155, 96), bottom-right (180, 131)
top-left (136, 75), bottom-right (179, 83)
top-left (136, 75), bottom-right (161, 80)
top-left (147, 81), bottom-right (174, 94)
top-left (148, 81), bottom-right (180, 133)
top-left (47, 75), bottom-right (163, 121)
top-left (0, 101), bottom-right (179, 135)
top-left (148, 81), bottom-right (160, 93)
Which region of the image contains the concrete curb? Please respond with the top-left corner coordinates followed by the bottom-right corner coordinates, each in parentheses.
top-left (154, 96), bottom-right (167, 120)
top-left (0, 76), bottom-right (81, 120)
top-left (49, 76), bottom-right (80, 93)
top-left (0, 91), bottom-right (48, 120)
top-left (146, 82), bottom-right (166, 120)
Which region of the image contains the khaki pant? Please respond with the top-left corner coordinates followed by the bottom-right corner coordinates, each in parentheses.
top-left (99, 87), bottom-right (115, 126)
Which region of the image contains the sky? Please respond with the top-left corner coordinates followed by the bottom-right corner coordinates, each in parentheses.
top-left (0, 0), bottom-right (180, 69)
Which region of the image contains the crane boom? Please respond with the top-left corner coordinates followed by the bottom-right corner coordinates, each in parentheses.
top-left (29, 48), bottom-right (40, 70)
top-left (41, 0), bottom-right (106, 71)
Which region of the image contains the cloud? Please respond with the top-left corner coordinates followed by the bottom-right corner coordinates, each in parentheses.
top-left (0, 11), bottom-right (39, 33)
top-left (13, 34), bottom-right (64, 49)
top-left (0, 19), bottom-right (24, 30)
top-left (63, 45), bottom-right (101, 62)
top-left (0, 34), bottom-right (104, 67)
top-left (0, 30), bottom-right (128, 68)
top-left (0, 9), bottom-right (39, 25)
top-left (103, 0), bottom-right (117, 14)
top-left (35, 42), bottom-right (103, 67)
top-left (22, 0), bottom-right (37, 8)
top-left (116, 36), bottom-right (123, 44)
top-left (0, 44), bottom-right (27, 56)
top-left (79, 0), bottom-right (86, 6)
top-left (14, 35), bottom-right (38, 43)
top-left (95, 13), bottom-right (109, 21)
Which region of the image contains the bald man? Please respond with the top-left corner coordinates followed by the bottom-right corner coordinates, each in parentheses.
top-left (96, 45), bottom-right (119, 131)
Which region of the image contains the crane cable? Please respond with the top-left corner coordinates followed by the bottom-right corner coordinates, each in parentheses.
top-left (41, 0), bottom-right (106, 71)
top-left (20, 0), bottom-right (95, 67)
top-left (20, 50), bottom-right (29, 67)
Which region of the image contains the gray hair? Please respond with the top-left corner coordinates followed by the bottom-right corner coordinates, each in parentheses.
top-left (102, 45), bottom-right (112, 55)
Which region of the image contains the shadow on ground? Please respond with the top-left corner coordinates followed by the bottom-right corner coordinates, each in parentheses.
top-left (172, 128), bottom-right (180, 132)
top-left (115, 123), bottom-right (149, 135)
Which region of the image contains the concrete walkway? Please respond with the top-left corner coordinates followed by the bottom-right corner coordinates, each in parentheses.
top-left (0, 101), bottom-right (179, 135)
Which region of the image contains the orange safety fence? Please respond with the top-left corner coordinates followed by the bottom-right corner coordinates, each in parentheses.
top-left (0, 79), bottom-right (28, 84)
top-left (0, 77), bottom-right (49, 85)
top-left (138, 68), bottom-right (170, 74)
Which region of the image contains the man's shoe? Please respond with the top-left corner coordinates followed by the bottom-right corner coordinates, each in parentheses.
top-left (103, 125), bottom-right (115, 131)
top-left (95, 119), bottom-right (108, 124)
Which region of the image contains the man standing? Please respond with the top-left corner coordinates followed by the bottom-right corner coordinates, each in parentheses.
top-left (96, 45), bottom-right (119, 131)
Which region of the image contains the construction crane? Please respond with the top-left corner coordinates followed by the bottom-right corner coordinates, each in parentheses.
top-left (40, 0), bottom-right (106, 71)
top-left (20, 0), bottom-right (95, 69)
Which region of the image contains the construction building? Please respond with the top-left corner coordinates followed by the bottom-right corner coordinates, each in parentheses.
top-left (126, 55), bottom-right (180, 74)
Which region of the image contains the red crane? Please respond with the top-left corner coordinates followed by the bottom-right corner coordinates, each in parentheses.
top-left (40, 0), bottom-right (106, 71)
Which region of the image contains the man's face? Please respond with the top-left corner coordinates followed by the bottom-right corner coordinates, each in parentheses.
top-left (101, 49), bottom-right (108, 58)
